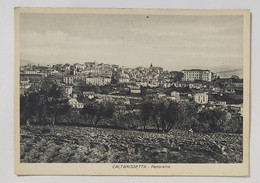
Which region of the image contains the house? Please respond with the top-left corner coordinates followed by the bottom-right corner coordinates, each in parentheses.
top-left (169, 91), bottom-right (180, 101)
top-left (65, 86), bottom-right (73, 98)
top-left (189, 82), bottom-right (203, 89)
top-left (63, 76), bottom-right (74, 85)
top-left (215, 101), bottom-right (227, 106)
top-left (20, 78), bottom-right (31, 89)
top-left (118, 73), bottom-right (130, 83)
top-left (173, 81), bottom-right (188, 88)
top-left (224, 86), bottom-right (235, 94)
top-left (194, 92), bottom-right (208, 104)
top-left (24, 70), bottom-right (37, 74)
top-left (231, 81), bottom-right (243, 88)
top-left (158, 93), bottom-right (166, 98)
top-left (130, 87), bottom-right (141, 94)
top-left (20, 78), bottom-right (30, 84)
top-left (211, 83), bottom-right (223, 93)
top-left (83, 91), bottom-right (95, 99)
top-left (68, 98), bottom-right (84, 108)
top-left (145, 90), bottom-right (159, 98)
top-left (228, 104), bottom-right (243, 116)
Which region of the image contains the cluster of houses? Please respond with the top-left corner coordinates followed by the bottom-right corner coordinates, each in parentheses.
top-left (20, 61), bottom-right (243, 116)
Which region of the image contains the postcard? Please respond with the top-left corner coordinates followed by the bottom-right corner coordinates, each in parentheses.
top-left (14, 8), bottom-right (251, 176)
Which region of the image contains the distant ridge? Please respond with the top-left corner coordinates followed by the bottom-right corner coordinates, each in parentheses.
top-left (216, 68), bottom-right (243, 78)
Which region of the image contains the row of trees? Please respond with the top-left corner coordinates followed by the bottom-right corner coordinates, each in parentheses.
top-left (139, 98), bottom-right (242, 133)
top-left (20, 79), bottom-right (70, 125)
top-left (80, 101), bottom-right (115, 127)
top-left (140, 99), bottom-right (196, 132)
top-left (20, 78), bottom-right (242, 134)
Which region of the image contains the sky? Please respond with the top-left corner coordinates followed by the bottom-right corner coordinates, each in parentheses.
top-left (20, 13), bottom-right (243, 72)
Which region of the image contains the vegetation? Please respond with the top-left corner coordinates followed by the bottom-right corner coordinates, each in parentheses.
top-left (80, 101), bottom-right (115, 127)
top-left (20, 78), bottom-right (243, 134)
top-left (20, 78), bottom-right (70, 126)
top-left (20, 125), bottom-right (243, 163)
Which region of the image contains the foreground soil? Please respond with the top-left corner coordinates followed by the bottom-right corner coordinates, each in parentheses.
top-left (20, 125), bottom-right (242, 163)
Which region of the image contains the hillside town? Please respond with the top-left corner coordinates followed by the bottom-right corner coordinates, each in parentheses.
top-left (20, 61), bottom-right (243, 118)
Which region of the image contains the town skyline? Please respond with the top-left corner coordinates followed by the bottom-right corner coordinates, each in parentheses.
top-left (21, 58), bottom-right (243, 78)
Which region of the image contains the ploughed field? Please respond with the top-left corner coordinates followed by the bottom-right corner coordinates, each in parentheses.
top-left (20, 125), bottom-right (242, 163)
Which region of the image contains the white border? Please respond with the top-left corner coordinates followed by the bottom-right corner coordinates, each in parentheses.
top-left (1, 0), bottom-right (260, 183)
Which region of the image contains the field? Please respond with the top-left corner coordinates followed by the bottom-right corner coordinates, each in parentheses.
top-left (20, 125), bottom-right (243, 163)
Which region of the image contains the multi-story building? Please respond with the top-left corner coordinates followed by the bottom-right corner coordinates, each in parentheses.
top-left (63, 76), bottom-right (74, 85)
top-left (182, 69), bottom-right (213, 82)
top-left (118, 73), bottom-right (130, 84)
top-left (65, 86), bottom-right (73, 98)
top-left (86, 76), bottom-right (111, 86)
top-left (194, 92), bottom-right (208, 104)
top-left (24, 70), bottom-right (38, 74)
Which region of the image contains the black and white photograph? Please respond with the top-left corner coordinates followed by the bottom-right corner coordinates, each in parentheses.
top-left (14, 8), bottom-right (250, 176)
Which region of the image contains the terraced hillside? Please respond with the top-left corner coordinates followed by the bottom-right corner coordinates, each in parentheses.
top-left (20, 125), bottom-right (242, 163)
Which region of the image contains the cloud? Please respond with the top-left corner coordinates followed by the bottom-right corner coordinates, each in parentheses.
top-left (20, 14), bottom-right (243, 70)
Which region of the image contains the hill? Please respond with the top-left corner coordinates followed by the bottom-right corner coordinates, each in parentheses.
top-left (20, 125), bottom-right (242, 163)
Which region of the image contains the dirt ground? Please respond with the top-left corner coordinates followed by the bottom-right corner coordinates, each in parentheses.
top-left (20, 125), bottom-right (243, 163)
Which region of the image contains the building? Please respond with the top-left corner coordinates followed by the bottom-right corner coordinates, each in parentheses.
top-left (130, 86), bottom-right (141, 94)
top-left (170, 91), bottom-right (180, 101)
top-left (182, 69), bottom-right (213, 82)
top-left (215, 101), bottom-right (227, 106)
top-left (84, 61), bottom-right (96, 68)
top-left (189, 83), bottom-right (203, 89)
top-left (65, 86), bottom-right (73, 98)
top-left (231, 81), bottom-right (243, 88)
top-left (83, 91), bottom-right (95, 99)
top-left (173, 81), bottom-right (188, 88)
top-left (158, 93), bottom-right (166, 98)
top-left (20, 78), bottom-right (30, 85)
top-left (24, 70), bottom-right (37, 74)
top-left (86, 76), bottom-right (111, 86)
top-left (68, 98), bottom-right (84, 108)
top-left (73, 75), bottom-right (86, 81)
top-left (118, 72), bottom-right (130, 83)
top-left (194, 92), bottom-right (208, 104)
top-left (20, 78), bottom-right (31, 90)
top-left (63, 76), bottom-right (74, 85)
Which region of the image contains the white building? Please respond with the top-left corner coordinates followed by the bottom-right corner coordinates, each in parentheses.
top-left (24, 70), bottom-right (37, 74)
top-left (182, 69), bottom-right (213, 82)
top-left (170, 91), bottom-right (180, 101)
top-left (194, 92), bottom-right (208, 104)
top-left (68, 98), bottom-right (84, 108)
top-left (118, 72), bottom-right (130, 83)
top-left (65, 86), bottom-right (73, 98)
top-left (86, 76), bottom-right (111, 86)
top-left (83, 91), bottom-right (95, 99)
top-left (63, 76), bottom-right (74, 85)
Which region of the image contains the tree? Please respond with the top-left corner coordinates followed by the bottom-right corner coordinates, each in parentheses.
top-left (140, 98), bottom-right (182, 133)
top-left (196, 108), bottom-right (227, 133)
top-left (175, 102), bottom-right (198, 130)
top-left (140, 99), bottom-right (153, 130)
top-left (45, 84), bottom-right (70, 125)
top-left (164, 100), bottom-right (180, 132)
top-left (80, 101), bottom-right (115, 127)
top-left (80, 102), bottom-right (96, 125)
top-left (20, 78), bottom-right (71, 126)
top-left (173, 72), bottom-right (184, 82)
